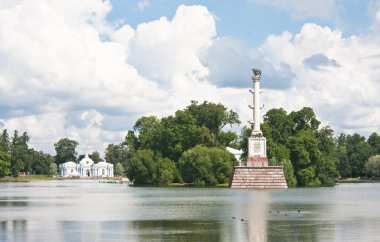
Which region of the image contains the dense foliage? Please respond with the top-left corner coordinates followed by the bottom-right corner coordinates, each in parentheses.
top-left (241, 107), bottom-right (380, 186)
top-left (0, 129), bottom-right (56, 177)
top-left (2, 101), bottom-right (380, 185)
top-left (54, 138), bottom-right (79, 165)
top-left (364, 155), bottom-right (380, 177)
top-left (119, 101), bottom-right (239, 185)
top-left (126, 149), bottom-right (177, 186)
top-left (179, 146), bottom-right (233, 186)
top-left (0, 132), bottom-right (110, 177)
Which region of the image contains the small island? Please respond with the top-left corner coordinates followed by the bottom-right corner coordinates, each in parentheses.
top-left (1, 99), bottom-right (380, 186)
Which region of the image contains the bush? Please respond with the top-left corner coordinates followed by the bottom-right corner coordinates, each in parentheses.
top-left (115, 162), bottom-right (124, 176)
top-left (126, 150), bottom-right (177, 185)
top-left (365, 155), bottom-right (380, 177)
top-left (0, 152), bottom-right (11, 178)
top-left (297, 167), bottom-right (321, 186)
top-left (49, 163), bottom-right (57, 176)
top-left (156, 158), bottom-right (176, 186)
top-left (282, 159), bottom-right (297, 187)
top-left (179, 146), bottom-right (233, 186)
top-left (126, 149), bottom-right (157, 185)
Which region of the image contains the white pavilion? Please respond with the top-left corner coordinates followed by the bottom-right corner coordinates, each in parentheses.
top-left (59, 153), bottom-right (114, 178)
top-left (226, 147), bottom-right (244, 166)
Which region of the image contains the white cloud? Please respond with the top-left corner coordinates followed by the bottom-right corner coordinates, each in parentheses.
top-left (0, 2), bottom-right (225, 156)
top-left (251, 0), bottom-right (340, 20)
top-left (127, 5), bottom-right (216, 84)
top-left (137, 0), bottom-right (149, 11)
top-left (1, 0), bottom-right (380, 158)
top-left (254, 23), bottom-right (380, 136)
top-left (3, 112), bottom-right (124, 155)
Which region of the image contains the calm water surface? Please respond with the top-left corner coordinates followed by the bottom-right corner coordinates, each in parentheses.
top-left (0, 181), bottom-right (379, 242)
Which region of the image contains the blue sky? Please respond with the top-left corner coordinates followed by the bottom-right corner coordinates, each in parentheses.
top-left (1, 0), bottom-right (380, 155)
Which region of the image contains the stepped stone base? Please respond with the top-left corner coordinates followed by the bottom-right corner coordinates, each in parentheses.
top-left (230, 166), bottom-right (288, 189)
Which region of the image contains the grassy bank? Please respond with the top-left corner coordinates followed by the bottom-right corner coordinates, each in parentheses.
top-left (0, 176), bottom-right (229, 187)
top-left (0, 175), bottom-right (78, 182)
top-left (0, 175), bottom-right (52, 182)
top-left (0, 175), bottom-right (125, 182)
top-left (131, 182), bottom-right (229, 188)
top-left (338, 177), bottom-right (380, 183)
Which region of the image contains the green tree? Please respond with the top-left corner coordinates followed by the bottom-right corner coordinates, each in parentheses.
top-left (105, 144), bottom-right (121, 165)
top-left (156, 158), bottom-right (176, 186)
top-left (289, 130), bottom-right (321, 186)
top-left (115, 162), bottom-right (124, 176)
top-left (316, 127), bottom-right (338, 185)
top-left (337, 145), bottom-right (351, 178)
top-left (316, 155), bottom-right (338, 186)
top-left (368, 132), bottom-right (380, 155)
top-left (0, 129), bottom-right (10, 153)
top-left (217, 131), bottom-right (238, 148)
top-left (89, 151), bottom-right (101, 163)
top-left (185, 101), bottom-right (240, 145)
top-left (150, 111), bottom-right (213, 162)
top-left (209, 147), bottom-right (234, 184)
top-left (54, 138), bottom-right (79, 165)
top-left (269, 144), bottom-right (290, 163)
top-left (126, 149), bottom-right (157, 185)
top-left (253, 107), bottom-right (339, 186)
top-left (0, 150), bottom-right (11, 177)
top-left (0, 129), bottom-right (11, 177)
top-left (289, 107), bottom-right (320, 133)
top-left (317, 127), bottom-right (336, 156)
top-left (49, 163), bottom-right (58, 176)
top-left (263, 108), bottom-right (292, 145)
top-left (282, 159), bottom-right (297, 187)
top-left (335, 134), bottom-right (351, 177)
top-left (297, 167), bottom-right (320, 187)
top-left (31, 150), bottom-right (54, 175)
top-left (346, 134), bottom-right (372, 177)
top-left (10, 131), bottom-right (30, 177)
top-left (130, 110), bottom-right (214, 163)
top-left (125, 130), bottom-right (139, 151)
top-left (239, 126), bottom-right (252, 161)
top-left (105, 143), bottom-right (130, 166)
top-left (364, 155), bottom-right (380, 177)
top-left (133, 116), bottom-right (159, 149)
top-left (179, 146), bottom-right (233, 186)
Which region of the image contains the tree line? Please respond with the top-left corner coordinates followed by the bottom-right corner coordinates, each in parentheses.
top-left (102, 102), bottom-right (380, 186)
top-left (104, 101), bottom-right (240, 186)
top-left (1, 101), bottom-right (380, 186)
top-left (241, 107), bottom-right (380, 186)
top-left (0, 130), bottom-right (57, 177)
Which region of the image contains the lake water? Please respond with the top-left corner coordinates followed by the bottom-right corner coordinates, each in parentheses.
top-left (0, 181), bottom-right (380, 242)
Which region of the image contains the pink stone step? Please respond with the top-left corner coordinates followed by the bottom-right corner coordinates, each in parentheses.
top-left (230, 166), bottom-right (288, 189)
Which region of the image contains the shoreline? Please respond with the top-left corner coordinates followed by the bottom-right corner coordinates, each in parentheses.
top-left (337, 178), bottom-right (380, 183)
top-left (0, 175), bottom-right (122, 182)
top-left (3, 175), bottom-right (380, 186)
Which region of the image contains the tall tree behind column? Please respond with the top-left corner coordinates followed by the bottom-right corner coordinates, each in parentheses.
top-left (54, 138), bottom-right (79, 165)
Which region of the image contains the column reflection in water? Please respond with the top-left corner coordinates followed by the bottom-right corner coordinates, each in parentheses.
top-left (246, 191), bottom-right (269, 242)
top-left (229, 190), bottom-right (269, 242)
